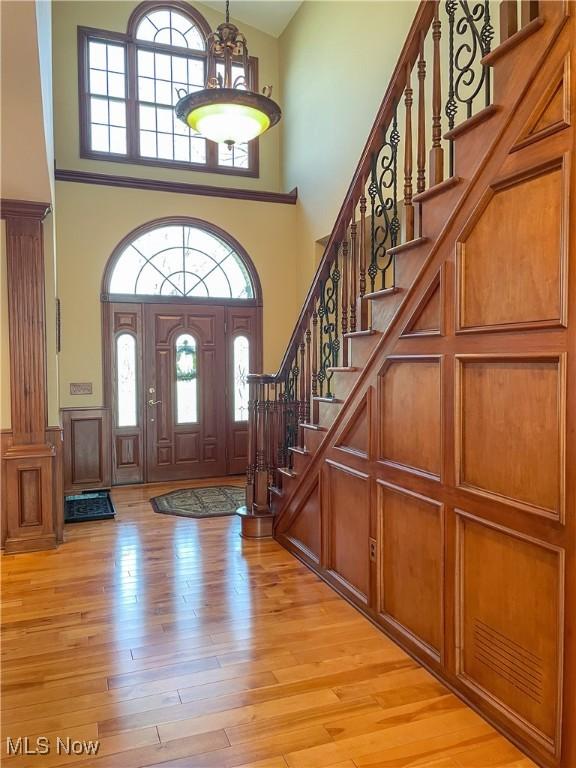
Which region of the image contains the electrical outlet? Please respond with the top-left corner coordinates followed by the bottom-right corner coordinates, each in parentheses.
top-left (369, 538), bottom-right (377, 562)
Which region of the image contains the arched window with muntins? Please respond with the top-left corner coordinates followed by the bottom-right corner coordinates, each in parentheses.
top-left (134, 7), bottom-right (206, 49)
top-left (78, 2), bottom-right (257, 173)
top-left (106, 220), bottom-right (259, 300)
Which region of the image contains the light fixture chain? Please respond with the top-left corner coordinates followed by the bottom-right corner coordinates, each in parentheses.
top-left (225, 0), bottom-right (230, 23)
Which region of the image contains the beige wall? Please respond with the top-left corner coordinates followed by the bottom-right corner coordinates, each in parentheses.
top-left (52, 0), bottom-right (283, 192)
top-left (56, 181), bottom-right (300, 407)
top-left (279, 1), bottom-right (418, 289)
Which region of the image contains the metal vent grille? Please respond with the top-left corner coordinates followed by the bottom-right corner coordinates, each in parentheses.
top-left (473, 619), bottom-right (543, 703)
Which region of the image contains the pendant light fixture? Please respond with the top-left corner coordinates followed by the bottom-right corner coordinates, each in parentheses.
top-left (175, 0), bottom-right (281, 146)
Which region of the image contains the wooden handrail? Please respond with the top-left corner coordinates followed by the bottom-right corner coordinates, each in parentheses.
top-left (271, 0), bottom-right (437, 382)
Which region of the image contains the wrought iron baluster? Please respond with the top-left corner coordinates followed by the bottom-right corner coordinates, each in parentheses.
top-left (359, 194), bottom-right (368, 330)
top-left (330, 248), bottom-right (341, 372)
top-left (350, 221), bottom-right (358, 333)
top-left (341, 237), bottom-right (349, 366)
top-left (452, 1), bottom-right (494, 121)
top-left (317, 280), bottom-right (326, 397)
top-left (367, 108), bottom-right (399, 292)
top-left (446, 0), bottom-right (457, 176)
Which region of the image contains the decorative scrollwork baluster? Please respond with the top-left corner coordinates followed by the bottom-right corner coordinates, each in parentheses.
top-left (446, 0), bottom-right (458, 176)
top-left (350, 221), bottom-right (358, 333)
top-left (367, 106), bottom-right (400, 292)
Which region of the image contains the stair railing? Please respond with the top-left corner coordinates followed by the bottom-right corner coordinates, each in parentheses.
top-left (245, 0), bottom-right (538, 515)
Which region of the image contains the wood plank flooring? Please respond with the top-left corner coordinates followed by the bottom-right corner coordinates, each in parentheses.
top-left (1, 478), bottom-right (536, 768)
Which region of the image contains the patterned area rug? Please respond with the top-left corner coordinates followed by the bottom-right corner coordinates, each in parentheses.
top-left (151, 485), bottom-right (245, 519)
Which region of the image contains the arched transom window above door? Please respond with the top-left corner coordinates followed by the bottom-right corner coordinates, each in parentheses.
top-left (107, 220), bottom-right (258, 300)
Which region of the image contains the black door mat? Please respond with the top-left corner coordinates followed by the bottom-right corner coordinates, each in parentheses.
top-left (65, 491), bottom-right (116, 523)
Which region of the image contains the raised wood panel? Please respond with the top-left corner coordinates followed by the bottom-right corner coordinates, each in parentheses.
top-left (2, 428), bottom-right (63, 550)
top-left (457, 159), bottom-right (568, 332)
top-left (62, 408), bottom-right (112, 493)
top-left (324, 461), bottom-right (370, 603)
top-left (401, 271), bottom-right (442, 337)
top-left (175, 433), bottom-right (200, 463)
top-left (513, 55), bottom-right (571, 151)
top-left (116, 435), bottom-right (138, 466)
top-left (456, 355), bottom-right (565, 519)
top-left (377, 482), bottom-right (443, 660)
top-left (3, 445), bottom-right (56, 553)
top-left (456, 511), bottom-right (563, 750)
top-left (335, 391), bottom-right (370, 458)
top-left (285, 480), bottom-right (321, 564)
top-left (379, 357), bottom-right (442, 479)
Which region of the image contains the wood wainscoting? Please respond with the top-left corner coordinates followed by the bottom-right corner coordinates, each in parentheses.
top-left (1, 426), bottom-right (64, 551)
top-left (61, 407), bottom-right (112, 494)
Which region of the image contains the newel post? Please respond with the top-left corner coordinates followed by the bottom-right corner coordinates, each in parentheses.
top-left (236, 374), bottom-right (275, 538)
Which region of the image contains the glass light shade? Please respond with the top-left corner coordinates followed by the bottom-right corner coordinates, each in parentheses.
top-left (176, 88), bottom-right (281, 146)
top-left (187, 103), bottom-right (269, 144)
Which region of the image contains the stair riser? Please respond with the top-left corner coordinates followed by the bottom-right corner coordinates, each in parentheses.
top-left (370, 294), bottom-right (404, 333)
top-left (303, 429), bottom-right (325, 455)
top-left (348, 335), bottom-right (380, 367)
top-left (318, 400), bottom-right (342, 429)
top-left (329, 370), bottom-right (361, 400)
top-left (279, 473), bottom-right (297, 495)
top-left (290, 451), bottom-right (310, 474)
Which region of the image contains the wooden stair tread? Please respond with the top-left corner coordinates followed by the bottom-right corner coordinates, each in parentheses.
top-left (343, 329), bottom-right (379, 339)
top-left (363, 287), bottom-right (401, 301)
top-left (387, 237), bottom-right (429, 256)
top-left (413, 176), bottom-right (461, 203)
top-left (288, 446), bottom-right (310, 456)
top-left (269, 485), bottom-right (283, 497)
top-left (313, 396), bottom-right (343, 404)
top-left (278, 467), bottom-right (297, 478)
top-left (443, 104), bottom-right (501, 141)
top-left (482, 17), bottom-right (544, 66)
top-left (326, 366), bottom-right (359, 372)
top-left (301, 423), bottom-right (327, 431)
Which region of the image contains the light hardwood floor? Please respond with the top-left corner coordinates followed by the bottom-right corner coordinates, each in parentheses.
top-left (1, 478), bottom-right (536, 768)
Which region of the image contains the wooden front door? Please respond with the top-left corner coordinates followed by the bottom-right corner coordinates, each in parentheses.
top-left (108, 301), bottom-right (261, 485)
top-left (144, 304), bottom-right (227, 481)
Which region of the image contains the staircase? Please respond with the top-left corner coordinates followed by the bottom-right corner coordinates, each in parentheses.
top-left (241, 2), bottom-right (575, 766)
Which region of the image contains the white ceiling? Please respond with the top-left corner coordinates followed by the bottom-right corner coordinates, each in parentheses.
top-left (202, 1), bottom-right (303, 37)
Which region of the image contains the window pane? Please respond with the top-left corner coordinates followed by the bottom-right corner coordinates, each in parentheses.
top-left (87, 38), bottom-right (127, 156)
top-left (117, 334), bottom-right (137, 427)
top-left (135, 10), bottom-right (206, 51)
top-left (175, 334), bottom-right (197, 424)
top-left (218, 142), bottom-right (249, 169)
top-left (234, 336), bottom-right (250, 421)
top-left (109, 225), bottom-right (255, 299)
top-left (91, 124), bottom-right (109, 152)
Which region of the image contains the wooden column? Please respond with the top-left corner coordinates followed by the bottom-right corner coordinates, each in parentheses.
top-left (1, 200), bottom-right (58, 553)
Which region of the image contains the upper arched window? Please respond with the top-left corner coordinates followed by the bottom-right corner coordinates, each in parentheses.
top-left (78, 2), bottom-right (256, 174)
top-left (107, 220), bottom-right (257, 300)
top-left (135, 8), bottom-right (206, 49)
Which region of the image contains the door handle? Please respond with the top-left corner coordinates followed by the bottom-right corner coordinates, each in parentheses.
top-left (148, 399), bottom-right (162, 406)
